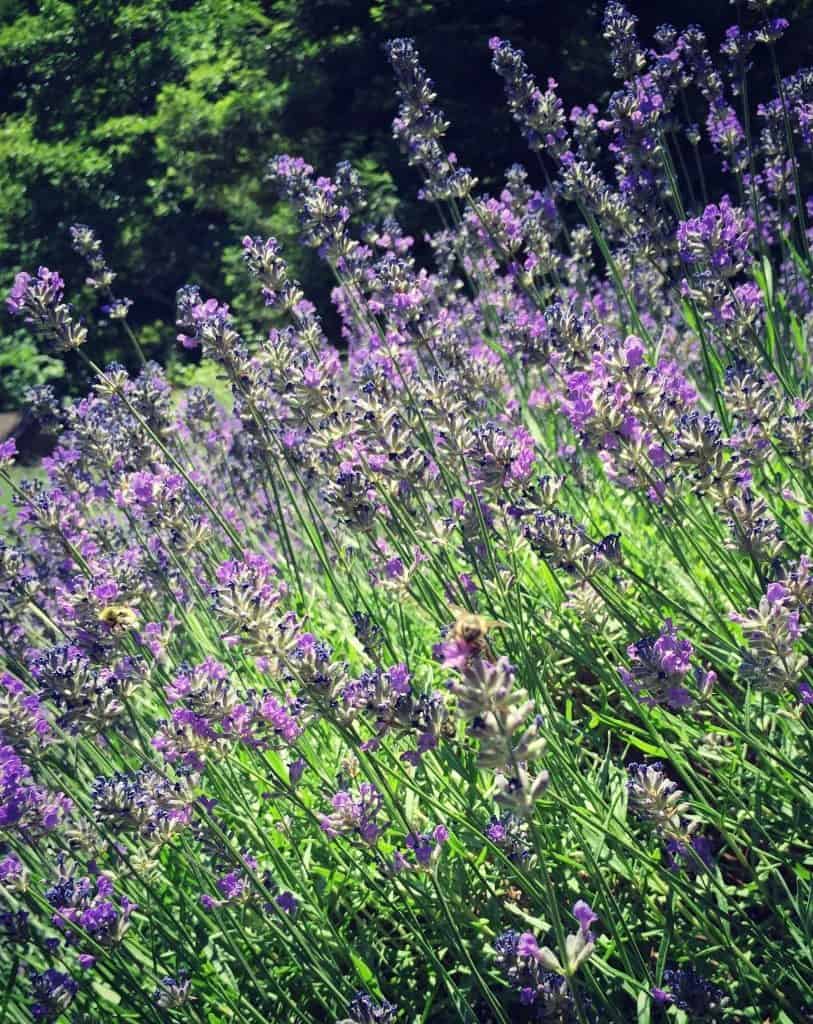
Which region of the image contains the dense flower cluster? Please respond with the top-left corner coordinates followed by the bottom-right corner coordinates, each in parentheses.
top-left (619, 620), bottom-right (716, 709)
top-left (1, 3), bottom-right (812, 1021)
top-left (6, 269), bottom-right (87, 352)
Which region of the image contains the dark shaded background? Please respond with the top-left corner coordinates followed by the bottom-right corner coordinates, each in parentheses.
top-left (1, 0), bottom-right (812, 403)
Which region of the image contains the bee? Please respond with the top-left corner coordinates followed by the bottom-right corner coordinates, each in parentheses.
top-left (449, 607), bottom-right (507, 661)
top-left (98, 604), bottom-right (138, 631)
top-left (503, 884), bottom-right (526, 905)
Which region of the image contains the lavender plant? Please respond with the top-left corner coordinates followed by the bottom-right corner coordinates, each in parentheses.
top-left (2, 4), bottom-right (813, 1021)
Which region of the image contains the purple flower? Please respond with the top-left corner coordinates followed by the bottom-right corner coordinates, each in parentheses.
top-left (659, 967), bottom-right (724, 1015)
top-left (275, 891), bottom-right (298, 914)
top-left (0, 908), bottom-right (30, 945)
top-left (152, 972), bottom-right (192, 1010)
top-left (46, 868), bottom-right (135, 951)
top-left (433, 635), bottom-right (479, 670)
top-left (490, 39), bottom-right (571, 158)
top-left (572, 899), bottom-right (598, 939)
top-left (516, 932), bottom-right (541, 959)
top-left (623, 334), bottom-right (645, 367)
top-left (0, 437), bottom-right (17, 466)
top-left (217, 870), bottom-right (247, 901)
top-left (677, 197), bottom-right (754, 276)
top-left (484, 813), bottom-right (530, 861)
top-left (397, 823), bottom-right (448, 869)
top-left (175, 285), bottom-right (232, 350)
top-left (385, 38), bottom-right (477, 201)
top-left (241, 235), bottom-right (299, 309)
top-left (766, 582), bottom-right (787, 604)
top-left (346, 991), bottom-right (398, 1023)
top-left (731, 577), bottom-right (808, 693)
top-left (388, 663), bottom-right (411, 694)
top-left (666, 835), bottom-right (714, 872)
top-left (0, 672), bottom-right (54, 750)
top-left (603, 1), bottom-right (646, 78)
top-left (619, 620), bottom-right (702, 709)
top-left (486, 818), bottom-right (507, 843)
top-left (29, 968), bottom-right (78, 1021)
top-left (756, 18), bottom-right (789, 44)
top-left (318, 783), bottom-right (384, 845)
top-left (707, 102), bottom-right (744, 161)
top-left (6, 271), bottom-right (32, 315)
top-left (6, 267), bottom-right (87, 351)
top-left (0, 745), bottom-right (71, 835)
top-left (0, 853), bottom-right (26, 890)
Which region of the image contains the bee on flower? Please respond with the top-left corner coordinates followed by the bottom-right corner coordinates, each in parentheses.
top-left (434, 607), bottom-right (507, 668)
top-left (98, 604), bottom-right (139, 632)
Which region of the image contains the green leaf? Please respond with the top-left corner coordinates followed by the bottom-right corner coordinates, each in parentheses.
top-left (349, 951), bottom-right (378, 992)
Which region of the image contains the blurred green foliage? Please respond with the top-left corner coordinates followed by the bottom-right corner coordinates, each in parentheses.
top-left (0, 328), bottom-right (64, 407)
top-left (1, 0), bottom-right (812, 405)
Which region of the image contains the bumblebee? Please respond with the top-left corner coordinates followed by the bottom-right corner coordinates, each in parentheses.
top-left (98, 604), bottom-right (138, 631)
top-left (449, 607), bottom-right (507, 660)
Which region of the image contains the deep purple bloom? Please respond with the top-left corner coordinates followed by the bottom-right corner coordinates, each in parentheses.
top-left (318, 783), bottom-right (384, 845)
top-left (572, 899), bottom-right (598, 938)
top-left (0, 745), bottom-right (71, 834)
top-left (677, 197), bottom-right (754, 276)
top-left (0, 437), bottom-right (17, 466)
top-left (6, 267), bottom-right (86, 351)
top-left (29, 968), bottom-right (78, 1021)
top-left (347, 991), bottom-right (398, 1023)
top-left (660, 967), bottom-right (724, 1016)
top-left (619, 620), bottom-right (708, 709)
top-left (516, 932), bottom-right (541, 960)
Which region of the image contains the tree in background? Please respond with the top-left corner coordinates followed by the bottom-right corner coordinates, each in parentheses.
top-left (1, 0), bottom-right (811, 405)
